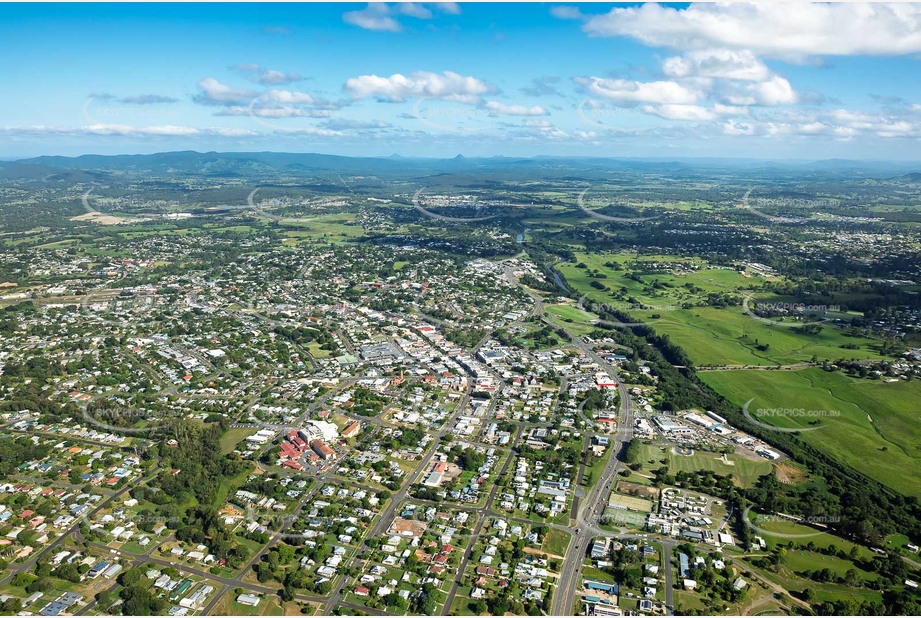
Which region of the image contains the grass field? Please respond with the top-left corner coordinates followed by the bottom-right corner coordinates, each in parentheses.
top-left (637, 443), bottom-right (773, 488)
top-left (220, 427), bottom-right (257, 455)
top-left (541, 528), bottom-right (572, 556)
top-left (306, 341), bottom-right (332, 358)
top-left (742, 554), bottom-right (883, 609)
top-left (701, 368), bottom-right (921, 496)
top-left (557, 252), bottom-right (886, 367)
top-left (546, 304), bottom-right (598, 322)
top-left (279, 214), bottom-right (365, 243)
top-left (210, 590), bottom-right (286, 616)
top-left (546, 303), bottom-right (600, 337)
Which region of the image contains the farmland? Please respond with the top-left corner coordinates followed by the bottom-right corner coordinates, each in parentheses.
top-left (557, 252), bottom-right (887, 367)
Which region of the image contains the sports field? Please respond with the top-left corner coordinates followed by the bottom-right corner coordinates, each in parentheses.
top-left (702, 368), bottom-right (921, 496)
top-left (607, 492), bottom-right (653, 512)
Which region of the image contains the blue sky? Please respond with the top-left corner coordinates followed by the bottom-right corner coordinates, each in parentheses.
top-left (2, 2), bottom-right (921, 160)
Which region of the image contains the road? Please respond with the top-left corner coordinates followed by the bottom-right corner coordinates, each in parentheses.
top-left (439, 426), bottom-right (523, 615)
top-left (498, 261), bottom-right (662, 616)
top-left (324, 385), bottom-right (475, 613)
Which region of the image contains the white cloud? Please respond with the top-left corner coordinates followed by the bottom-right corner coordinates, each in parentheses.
top-left (262, 89), bottom-right (317, 105)
top-left (214, 105), bottom-right (333, 119)
top-left (193, 78), bottom-right (259, 106)
top-left (748, 76), bottom-right (799, 105)
top-left (345, 71), bottom-right (495, 104)
top-left (719, 107), bottom-right (920, 139)
top-left (232, 64), bottom-right (302, 85)
top-left (583, 3), bottom-right (921, 59)
top-left (722, 119), bottom-right (756, 135)
top-left (517, 118), bottom-right (569, 139)
top-left (829, 109), bottom-right (879, 125)
top-left (550, 5), bottom-right (583, 20)
top-left (434, 2), bottom-right (461, 15)
top-left (575, 76), bottom-right (702, 105)
top-left (641, 103), bottom-right (747, 121)
top-left (5, 124), bottom-right (260, 138)
top-left (484, 101), bottom-right (549, 116)
top-left (662, 49), bottom-right (771, 81)
top-left (798, 121), bottom-right (828, 135)
top-left (209, 127), bottom-right (262, 137)
top-left (343, 4), bottom-right (402, 32)
top-left (257, 70), bottom-right (302, 85)
top-left (398, 3), bottom-right (432, 19)
top-left (277, 126), bottom-right (345, 137)
top-left (319, 119), bottom-right (391, 130)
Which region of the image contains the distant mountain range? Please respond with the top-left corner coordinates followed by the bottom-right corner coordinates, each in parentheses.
top-left (0, 150), bottom-right (918, 181)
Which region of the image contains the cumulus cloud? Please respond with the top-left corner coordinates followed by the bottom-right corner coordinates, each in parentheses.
top-left (662, 49), bottom-right (771, 81)
top-left (343, 3), bottom-right (460, 31)
top-left (583, 3), bottom-right (921, 60)
top-left (717, 107), bottom-right (921, 140)
top-left (343, 4), bottom-right (402, 32)
top-left (398, 3), bottom-right (432, 19)
top-left (515, 118), bottom-right (569, 140)
top-left (345, 71), bottom-right (495, 104)
top-left (722, 119), bottom-right (756, 135)
top-left (262, 89), bottom-right (318, 105)
top-left (748, 75), bottom-right (799, 105)
top-left (484, 101), bottom-right (549, 116)
top-left (434, 2), bottom-right (461, 15)
top-left (575, 76), bottom-right (703, 105)
top-left (193, 78), bottom-right (259, 106)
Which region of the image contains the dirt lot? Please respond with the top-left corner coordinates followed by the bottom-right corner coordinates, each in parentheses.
top-left (390, 517), bottom-right (427, 538)
top-left (616, 480), bottom-right (659, 499)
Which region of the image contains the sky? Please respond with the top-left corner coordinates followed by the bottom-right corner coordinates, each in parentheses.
top-left (2, 2), bottom-right (921, 160)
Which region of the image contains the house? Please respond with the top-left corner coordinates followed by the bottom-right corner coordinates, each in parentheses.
top-left (236, 594), bottom-right (261, 607)
top-left (23, 592), bottom-right (43, 607)
top-left (678, 553), bottom-right (690, 578)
